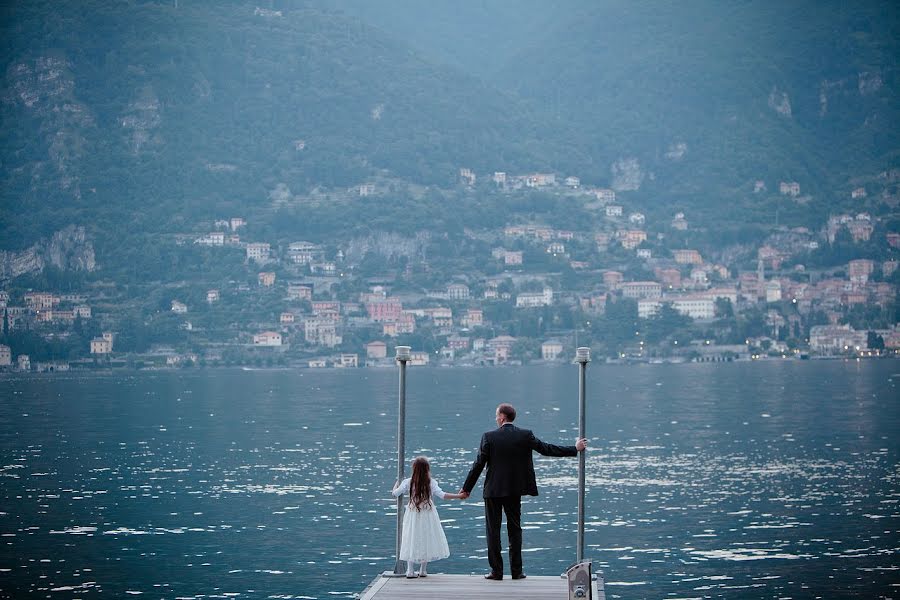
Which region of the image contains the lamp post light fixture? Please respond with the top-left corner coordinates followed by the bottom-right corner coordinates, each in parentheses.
top-left (574, 346), bottom-right (590, 563)
top-left (392, 346), bottom-right (411, 575)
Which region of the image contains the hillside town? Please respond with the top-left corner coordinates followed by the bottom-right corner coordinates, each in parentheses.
top-left (1, 168), bottom-right (898, 372)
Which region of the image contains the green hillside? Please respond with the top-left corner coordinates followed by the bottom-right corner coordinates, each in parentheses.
top-left (1, 0), bottom-right (898, 253)
top-left (0, 0), bottom-right (583, 249)
top-left (496, 1), bottom-right (900, 198)
top-left (333, 1), bottom-right (899, 205)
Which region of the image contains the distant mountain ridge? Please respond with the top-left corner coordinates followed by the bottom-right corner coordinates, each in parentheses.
top-left (1, 0), bottom-right (898, 253)
top-left (0, 0), bottom-right (582, 249)
top-left (499, 1), bottom-right (899, 186)
top-left (336, 0), bottom-right (900, 204)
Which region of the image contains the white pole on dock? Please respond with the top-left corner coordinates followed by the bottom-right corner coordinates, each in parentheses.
top-left (574, 346), bottom-right (591, 563)
top-left (392, 346), bottom-right (411, 575)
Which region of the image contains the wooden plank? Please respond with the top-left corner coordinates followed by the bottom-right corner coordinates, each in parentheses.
top-left (595, 573), bottom-right (606, 600)
top-left (359, 573), bottom-right (605, 599)
top-left (357, 571), bottom-right (392, 600)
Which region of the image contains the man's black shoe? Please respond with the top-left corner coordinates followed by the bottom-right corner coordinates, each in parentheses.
top-left (512, 573), bottom-right (527, 580)
top-left (484, 572), bottom-right (503, 580)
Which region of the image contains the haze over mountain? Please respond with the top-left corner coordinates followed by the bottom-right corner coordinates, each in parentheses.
top-left (1, 0), bottom-right (898, 252)
top-left (328, 0), bottom-right (563, 77)
top-left (335, 0), bottom-right (900, 202)
top-left (1, 1), bottom-right (583, 248)
top-left (0, 0), bottom-right (897, 377)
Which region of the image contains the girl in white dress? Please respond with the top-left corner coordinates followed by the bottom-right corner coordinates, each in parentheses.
top-left (392, 456), bottom-right (465, 578)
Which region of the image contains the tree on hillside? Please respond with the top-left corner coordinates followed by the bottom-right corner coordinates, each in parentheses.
top-left (644, 303), bottom-right (692, 343)
top-left (867, 330), bottom-right (885, 351)
top-left (591, 297), bottom-right (639, 354)
top-left (715, 297), bottom-right (734, 319)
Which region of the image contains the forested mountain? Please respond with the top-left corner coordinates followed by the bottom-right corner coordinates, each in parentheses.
top-left (0, 1), bottom-right (897, 367)
top-left (498, 1), bottom-right (900, 197)
top-left (1, 0), bottom-right (898, 252)
top-left (335, 1), bottom-right (900, 211)
top-left (0, 0), bottom-right (582, 249)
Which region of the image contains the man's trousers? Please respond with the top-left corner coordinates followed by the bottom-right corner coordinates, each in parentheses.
top-left (484, 495), bottom-right (523, 576)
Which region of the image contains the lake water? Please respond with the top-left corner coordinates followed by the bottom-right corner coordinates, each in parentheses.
top-left (1, 360), bottom-right (898, 599)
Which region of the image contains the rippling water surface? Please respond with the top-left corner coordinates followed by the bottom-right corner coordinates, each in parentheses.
top-left (1, 361), bottom-right (898, 598)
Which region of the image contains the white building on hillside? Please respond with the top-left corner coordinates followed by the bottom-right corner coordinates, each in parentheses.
top-left (305, 319), bottom-right (342, 347)
top-left (638, 299), bottom-right (661, 319)
top-left (246, 243), bottom-right (271, 262)
top-left (253, 331), bottom-right (282, 346)
top-left (516, 288), bottom-right (553, 308)
top-left (670, 296), bottom-right (715, 320)
top-left (810, 324), bottom-right (866, 354)
top-left (779, 181), bottom-right (801, 196)
top-left (541, 340), bottom-right (564, 360)
top-left (621, 281), bottom-right (662, 300)
top-left (766, 280), bottom-right (782, 303)
top-left (447, 283), bottom-right (470, 300)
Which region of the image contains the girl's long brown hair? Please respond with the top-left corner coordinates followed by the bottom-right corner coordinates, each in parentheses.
top-left (409, 456), bottom-right (432, 511)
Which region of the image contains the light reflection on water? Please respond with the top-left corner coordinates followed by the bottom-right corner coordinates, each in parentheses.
top-left (0, 361), bottom-right (898, 598)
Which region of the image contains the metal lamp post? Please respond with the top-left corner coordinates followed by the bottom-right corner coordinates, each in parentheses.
top-left (574, 346), bottom-right (591, 563)
top-left (392, 346), bottom-right (411, 575)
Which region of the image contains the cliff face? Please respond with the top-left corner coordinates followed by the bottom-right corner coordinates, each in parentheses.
top-left (4, 54), bottom-right (94, 199)
top-left (611, 158), bottom-right (644, 192)
top-left (0, 225), bottom-right (96, 280)
top-left (0, 0), bottom-right (574, 247)
top-left (344, 231), bottom-right (431, 263)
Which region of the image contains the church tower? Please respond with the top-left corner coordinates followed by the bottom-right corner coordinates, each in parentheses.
top-left (757, 258), bottom-right (765, 302)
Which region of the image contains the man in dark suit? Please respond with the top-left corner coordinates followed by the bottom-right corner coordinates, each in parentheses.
top-left (461, 403), bottom-right (587, 580)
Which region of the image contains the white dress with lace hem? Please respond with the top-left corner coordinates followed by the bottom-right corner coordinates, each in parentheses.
top-left (393, 477), bottom-right (451, 562)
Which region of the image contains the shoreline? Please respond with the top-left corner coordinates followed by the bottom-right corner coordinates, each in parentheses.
top-left (1, 354), bottom-right (897, 377)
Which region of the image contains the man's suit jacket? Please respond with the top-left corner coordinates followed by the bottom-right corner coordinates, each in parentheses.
top-left (463, 423), bottom-right (577, 498)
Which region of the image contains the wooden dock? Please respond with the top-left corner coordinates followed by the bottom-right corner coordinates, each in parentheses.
top-left (359, 572), bottom-right (605, 599)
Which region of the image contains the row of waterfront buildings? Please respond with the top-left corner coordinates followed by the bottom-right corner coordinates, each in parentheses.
top-left (2, 167), bottom-right (896, 370)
